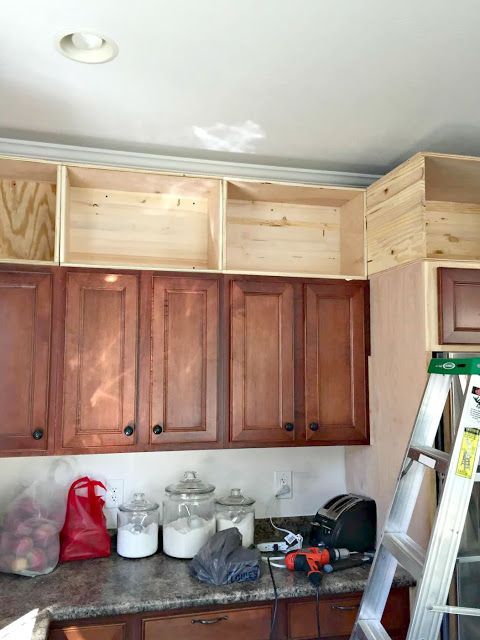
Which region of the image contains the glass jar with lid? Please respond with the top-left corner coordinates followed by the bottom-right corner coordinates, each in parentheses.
top-left (162, 471), bottom-right (216, 559)
top-left (117, 492), bottom-right (159, 558)
top-left (216, 488), bottom-right (255, 547)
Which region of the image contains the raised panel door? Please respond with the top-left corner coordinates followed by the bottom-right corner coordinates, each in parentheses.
top-left (61, 271), bottom-right (138, 450)
top-left (304, 281), bottom-right (368, 444)
top-left (0, 271), bottom-right (52, 453)
top-left (230, 280), bottom-right (295, 444)
top-left (438, 267), bottom-right (480, 343)
top-left (149, 276), bottom-right (219, 444)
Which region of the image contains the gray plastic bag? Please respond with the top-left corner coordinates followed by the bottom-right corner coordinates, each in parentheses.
top-left (189, 528), bottom-right (261, 585)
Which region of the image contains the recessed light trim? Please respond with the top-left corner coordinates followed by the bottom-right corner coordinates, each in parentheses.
top-left (57, 32), bottom-right (118, 64)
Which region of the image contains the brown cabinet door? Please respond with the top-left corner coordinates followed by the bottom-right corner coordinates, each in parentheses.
top-left (230, 280), bottom-right (295, 444)
top-left (0, 271), bottom-right (52, 453)
top-left (61, 271), bottom-right (139, 450)
top-left (148, 276), bottom-right (219, 445)
top-left (287, 587), bottom-right (409, 639)
top-left (304, 281), bottom-right (368, 444)
top-left (438, 267), bottom-right (480, 344)
top-left (143, 605), bottom-right (272, 640)
top-left (49, 622), bottom-right (128, 640)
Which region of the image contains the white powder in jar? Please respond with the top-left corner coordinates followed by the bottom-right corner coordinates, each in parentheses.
top-left (117, 522), bottom-right (158, 558)
top-left (216, 511), bottom-right (255, 547)
top-left (162, 516), bottom-right (216, 558)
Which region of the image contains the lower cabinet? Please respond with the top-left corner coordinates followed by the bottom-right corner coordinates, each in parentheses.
top-left (48, 588), bottom-right (409, 640)
top-left (49, 617), bottom-right (134, 640)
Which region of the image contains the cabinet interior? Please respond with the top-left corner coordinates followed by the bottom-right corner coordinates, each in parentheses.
top-left (225, 180), bottom-right (365, 277)
top-left (61, 166), bottom-right (222, 270)
top-left (425, 155), bottom-right (480, 261)
top-left (0, 158), bottom-right (58, 263)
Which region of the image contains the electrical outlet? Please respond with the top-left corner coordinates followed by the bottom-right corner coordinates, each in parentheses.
top-left (105, 479), bottom-right (124, 509)
top-left (274, 471), bottom-right (293, 499)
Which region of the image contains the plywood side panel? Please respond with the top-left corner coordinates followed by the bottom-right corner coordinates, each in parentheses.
top-left (0, 158), bottom-right (58, 183)
top-left (425, 155), bottom-right (480, 204)
top-left (425, 200), bottom-right (480, 260)
top-left (226, 199), bottom-right (341, 274)
top-left (0, 179), bottom-right (56, 261)
top-left (345, 261), bottom-right (434, 548)
top-left (207, 181), bottom-right (222, 269)
top-left (340, 191), bottom-right (366, 276)
top-left (66, 187), bottom-right (210, 268)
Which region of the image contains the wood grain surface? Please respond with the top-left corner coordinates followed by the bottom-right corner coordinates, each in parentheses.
top-left (0, 179), bottom-right (56, 261)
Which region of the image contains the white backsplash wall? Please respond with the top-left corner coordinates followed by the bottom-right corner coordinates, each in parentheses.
top-left (0, 447), bottom-right (346, 528)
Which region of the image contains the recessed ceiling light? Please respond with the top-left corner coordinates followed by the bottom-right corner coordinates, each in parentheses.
top-left (57, 32), bottom-right (118, 64)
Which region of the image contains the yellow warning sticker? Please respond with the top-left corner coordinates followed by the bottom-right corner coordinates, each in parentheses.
top-left (456, 428), bottom-right (480, 479)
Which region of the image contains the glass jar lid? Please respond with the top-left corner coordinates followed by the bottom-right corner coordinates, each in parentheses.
top-left (119, 492), bottom-right (159, 513)
top-left (216, 488), bottom-right (255, 506)
top-left (165, 471), bottom-right (215, 496)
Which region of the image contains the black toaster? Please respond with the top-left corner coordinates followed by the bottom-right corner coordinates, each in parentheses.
top-left (310, 493), bottom-right (376, 552)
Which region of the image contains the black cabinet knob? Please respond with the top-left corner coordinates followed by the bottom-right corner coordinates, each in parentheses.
top-left (309, 422), bottom-right (319, 432)
top-left (152, 424), bottom-right (163, 435)
top-left (284, 422), bottom-right (295, 432)
top-left (32, 428), bottom-right (44, 440)
top-left (123, 424), bottom-right (135, 437)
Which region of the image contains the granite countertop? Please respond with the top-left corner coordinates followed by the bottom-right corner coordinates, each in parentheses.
top-left (0, 550), bottom-right (414, 640)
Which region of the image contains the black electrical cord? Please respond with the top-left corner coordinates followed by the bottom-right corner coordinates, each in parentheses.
top-left (315, 585), bottom-right (321, 639)
top-left (267, 556), bottom-right (278, 640)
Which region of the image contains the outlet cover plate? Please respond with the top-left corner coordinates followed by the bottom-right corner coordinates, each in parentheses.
top-left (274, 471), bottom-right (293, 499)
top-left (105, 479), bottom-right (124, 509)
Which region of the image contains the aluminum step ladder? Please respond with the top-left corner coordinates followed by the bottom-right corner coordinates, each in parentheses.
top-left (350, 358), bottom-right (480, 640)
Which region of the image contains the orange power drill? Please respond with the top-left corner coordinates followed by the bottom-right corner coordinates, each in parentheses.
top-left (285, 547), bottom-right (351, 586)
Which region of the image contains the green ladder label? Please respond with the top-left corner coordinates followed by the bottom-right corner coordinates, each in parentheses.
top-left (428, 358), bottom-right (480, 375)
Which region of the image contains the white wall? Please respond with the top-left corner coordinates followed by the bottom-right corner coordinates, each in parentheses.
top-left (0, 447), bottom-right (347, 528)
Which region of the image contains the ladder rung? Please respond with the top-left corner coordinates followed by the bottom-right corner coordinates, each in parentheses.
top-left (430, 604), bottom-right (480, 617)
top-left (357, 619), bottom-right (391, 640)
top-left (382, 532), bottom-right (425, 580)
top-left (408, 444), bottom-right (450, 473)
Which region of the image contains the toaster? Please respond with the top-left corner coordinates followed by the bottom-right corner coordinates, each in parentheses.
top-left (310, 493), bottom-right (376, 552)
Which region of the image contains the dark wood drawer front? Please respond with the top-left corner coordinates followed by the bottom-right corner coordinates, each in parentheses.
top-left (143, 605), bottom-right (272, 640)
top-left (49, 622), bottom-right (127, 640)
top-left (287, 588), bottom-right (409, 639)
top-left (438, 267), bottom-right (480, 344)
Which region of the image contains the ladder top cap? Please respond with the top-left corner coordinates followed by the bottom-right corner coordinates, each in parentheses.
top-left (428, 358), bottom-right (480, 375)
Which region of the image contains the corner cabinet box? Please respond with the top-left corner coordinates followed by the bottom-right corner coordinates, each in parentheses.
top-left (0, 158), bottom-right (59, 263)
top-left (366, 152), bottom-right (480, 274)
top-left (61, 166), bottom-right (222, 270)
top-left (225, 180), bottom-right (366, 277)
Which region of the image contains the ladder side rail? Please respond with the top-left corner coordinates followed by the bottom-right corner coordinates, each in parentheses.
top-left (407, 373), bottom-right (480, 640)
top-left (351, 373), bottom-right (452, 638)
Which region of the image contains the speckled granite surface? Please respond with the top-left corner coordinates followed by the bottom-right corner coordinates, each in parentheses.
top-left (0, 550), bottom-right (414, 640)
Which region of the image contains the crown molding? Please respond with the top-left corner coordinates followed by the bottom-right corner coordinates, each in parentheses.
top-left (0, 137), bottom-right (380, 187)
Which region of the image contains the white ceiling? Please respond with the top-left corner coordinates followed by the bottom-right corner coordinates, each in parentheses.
top-left (2, 0), bottom-right (480, 174)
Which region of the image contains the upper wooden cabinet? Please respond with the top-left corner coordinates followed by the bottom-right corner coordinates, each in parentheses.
top-left (146, 275), bottom-right (219, 445)
top-left (61, 166), bottom-right (222, 271)
top-left (438, 267), bottom-right (480, 344)
top-left (225, 180), bottom-right (365, 278)
top-left (0, 270), bottom-right (54, 454)
top-left (230, 279), bottom-right (296, 444)
top-left (229, 277), bottom-right (369, 447)
top-left (304, 282), bottom-right (368, 443)
top-left (0, 158), bottom-right (60, 264)
top-left (367, 152), bottom-right (480, 275)
top-left (60, 271), bottom-right (139, 451)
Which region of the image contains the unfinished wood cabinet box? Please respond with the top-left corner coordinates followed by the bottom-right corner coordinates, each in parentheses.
top-left (225, 180), bottom-right (366, 277)
top-left (61, 166), bottom-right (222, 270)
top-left (0, 158), bottom-right (59, 263)
top-left (367, 152), bottom-right (480, 274)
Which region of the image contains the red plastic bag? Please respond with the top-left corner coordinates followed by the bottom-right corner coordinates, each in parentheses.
top-left (59, 477), bottom-right (111, 562)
